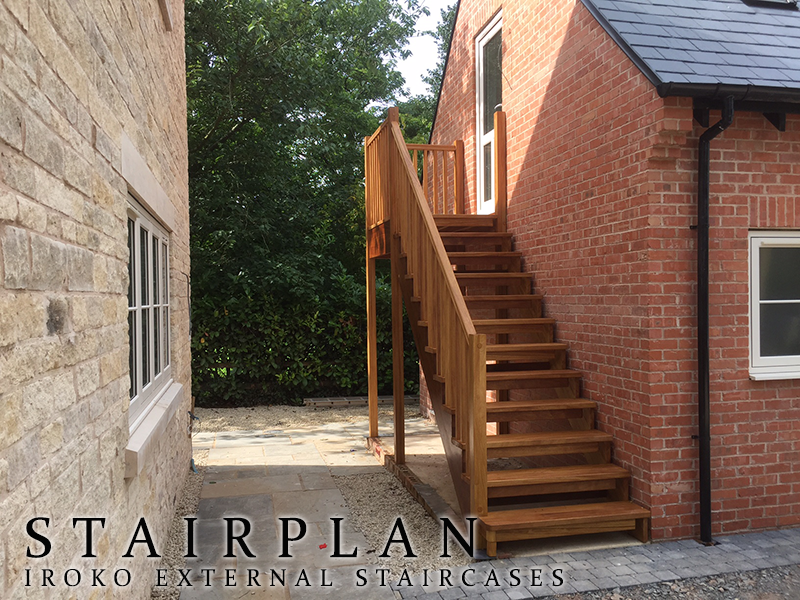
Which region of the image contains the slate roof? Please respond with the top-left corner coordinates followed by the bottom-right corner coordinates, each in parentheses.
top-left (580, 0), bottom-right (800, 93)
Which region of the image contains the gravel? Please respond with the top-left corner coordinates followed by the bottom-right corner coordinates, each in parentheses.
top-left (193, 404), bottom-right (420, 431)
top-left (334, 470), bottom-right (472, 578)
top-left (151, 448), bottom-right (208, 599)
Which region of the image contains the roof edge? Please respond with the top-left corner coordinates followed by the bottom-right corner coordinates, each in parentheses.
top-left (429, 1), bottom-right (461, 144)
top-left (579, 0), bottom-right (662, 89)
top-left (658, 82), bottom-right (800, 106)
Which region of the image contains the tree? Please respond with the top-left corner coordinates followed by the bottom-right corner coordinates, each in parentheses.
top-left (187, 0), bottom-right (422, 405)
top-left (396, 2), bottom-right (456, 143)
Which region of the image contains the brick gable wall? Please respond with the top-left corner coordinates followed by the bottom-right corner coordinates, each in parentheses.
top-left (431, 0), bottom-right (800, 540)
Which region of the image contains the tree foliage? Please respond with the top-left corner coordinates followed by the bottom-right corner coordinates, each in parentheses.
top-left (187, 0), bottom-right (421, 405)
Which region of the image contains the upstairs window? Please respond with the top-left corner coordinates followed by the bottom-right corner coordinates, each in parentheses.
top-left (128, 196), bottom-right (172, 427)
top-left (749, 231), bottom-right (800, 380)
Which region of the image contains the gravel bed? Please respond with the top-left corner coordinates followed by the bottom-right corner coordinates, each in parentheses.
top-left (150, 448), bottom-right (207, 600)
top-left (334, 470), bottom-right (472, 578)
top-left (194, 404), bottom-right (420, 431)
top-left (556, 565), bottom-right (800, 599)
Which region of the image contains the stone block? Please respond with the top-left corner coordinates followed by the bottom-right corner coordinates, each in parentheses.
top-left (16, 195), bottom-right (47, 232)
top-left (14, 28), bottom-right (39, 82)
top-left (0, 390), bottom-right (23, 451)
top-left (0, 148), bottom-right (37, 198)
top-left (76, 359), bottom-right (100, 398)
top-left (34, 167), bottom-right (83, 221)
top-left (0, 87), bottom-right (23, 150)
top-left (0, 293), bottom-right (45, 346)
top-left (5, 0), bottom-right (29, 32)
top-left (40, 419), bottom-right (64, 455)
top-left (67, 243), bottom-right (94, 291)
top-left (24, 113), bottom-right (64, 177)
top-left (2, 225), bottom-right (29, 289)
top-left (30, 232), bottom-right (66, 290)
top-left (28, 462), bottom-right (50, 499)
top-left (20, 371), bottom-right (76, 433)
top-left (0, 188), bottom-right (18, 221)
top-left (6, 432), bottom-right (40, 489)
top-left (0, 457), bottom-right (7, 493)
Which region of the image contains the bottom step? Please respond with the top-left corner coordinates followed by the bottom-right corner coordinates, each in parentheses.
top-left (479, 501), bottom-right (649, 556)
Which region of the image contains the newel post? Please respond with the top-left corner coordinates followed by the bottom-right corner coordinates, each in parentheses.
top-left (493, 111), bottom-right (507, 232)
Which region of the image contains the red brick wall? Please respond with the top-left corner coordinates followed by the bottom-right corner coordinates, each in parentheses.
top-left (431, 0), bottom-right (800, 540)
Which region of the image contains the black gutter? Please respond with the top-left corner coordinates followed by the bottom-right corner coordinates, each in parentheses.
top-left (696, 95), bottom-right (734, 546)
top-left (659, 82), bottom-right (800, 106)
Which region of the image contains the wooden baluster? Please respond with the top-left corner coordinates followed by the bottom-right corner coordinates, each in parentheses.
top-left (455, 140), bottom-right (465, 215)
top-left (469, 334), bottom-right (488, 518)
top-left (433, 150), bottom-right (439, 214)
top-left (422, 151), bottom-right (429, 210)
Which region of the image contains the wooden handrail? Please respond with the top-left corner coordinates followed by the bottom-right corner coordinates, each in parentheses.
top-left (404, 142), bottom-right (464, 216)
top-left (365, 110), bottom-right (488, 517)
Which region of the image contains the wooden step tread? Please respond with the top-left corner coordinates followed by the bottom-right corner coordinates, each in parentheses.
top-left (475, 318), bottom-right (555, 326)
top-left (486, 429), bottom-right (612, 449)
top-left (486, 369), bottom-right (581, 383)
top-left (456, 273), bottom-right (530, 279)
top-left (447, 252), bottom-right (522, 258)
top-left (439, 231), bottom-right (512, 239)
top-left (480, 501), bottom-right (650, 531)
top-left (434, 215), bottom-right (496, 223)
top-left (487, 464), bottom-right (629, 488)
top-left (486, 397), bottom-right (595, 413)
top-left (487, 343), bottom-right (567, 356)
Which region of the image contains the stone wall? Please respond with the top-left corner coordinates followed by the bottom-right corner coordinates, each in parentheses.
top-left (0, 0), bottom-right (190, 597)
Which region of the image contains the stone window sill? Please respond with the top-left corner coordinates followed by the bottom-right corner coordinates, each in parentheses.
top-left (125, 382), bottom-right (184, 479)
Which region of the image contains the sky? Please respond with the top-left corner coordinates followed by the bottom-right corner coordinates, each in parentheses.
top-left (397, 0), bottom-right (455, 99)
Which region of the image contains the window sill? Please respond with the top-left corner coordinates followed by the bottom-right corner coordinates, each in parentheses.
top-left (125, 382), bottom-right (184, 479)
top-left (749, 370), bottom-right (800, 381)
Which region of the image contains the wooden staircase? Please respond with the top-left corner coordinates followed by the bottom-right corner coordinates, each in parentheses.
top-left (364, 109), bottom-right (649, 558)
top-left (424, 214), bottom-right (648, 555)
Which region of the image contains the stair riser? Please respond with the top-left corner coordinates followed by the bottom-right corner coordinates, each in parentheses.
top-left (488, 479), bottom-right (618, 498)
top-left (486, 408), bottom-right (589, 422)
top-left (459, 280), bottom-right (531, 294)
top-left (449, 258), bottom-right (521, 271)
top-left (486, 350), bottom-right (562, 362)
top-left (487, 441), bottom-right (609, 460)
top-left (476, 325), bottom-right (554, 339)
top-left (489, 519), bottom-right (642, 543)
top-left (487, 377), bottom-right (578, 391)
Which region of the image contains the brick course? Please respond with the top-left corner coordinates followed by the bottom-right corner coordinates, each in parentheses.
top-left (431, 0), bottom-right (800, 540)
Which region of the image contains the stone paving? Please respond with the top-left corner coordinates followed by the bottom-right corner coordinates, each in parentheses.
top-left (182, 424), bottom-right (800, 599)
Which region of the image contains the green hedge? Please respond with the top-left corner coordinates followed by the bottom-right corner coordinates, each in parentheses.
top-left (191, 270), bottom-right (418, 407)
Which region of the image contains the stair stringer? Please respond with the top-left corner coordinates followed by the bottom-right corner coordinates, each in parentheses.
top-left (396, 251), bottom-right (471, 515)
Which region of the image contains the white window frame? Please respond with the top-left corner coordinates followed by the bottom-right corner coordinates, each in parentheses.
top-left (128, 196), bottom-right (173, 430)
top-left (749, 230), bottom-right (800, 380)
top-left (475, 11), bottom-right (502, 215)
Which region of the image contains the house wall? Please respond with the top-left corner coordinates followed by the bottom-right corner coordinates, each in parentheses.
top-left (431, 0), bottom-right (800, 540)
top-left (0, 0), bottom-right (190, 597)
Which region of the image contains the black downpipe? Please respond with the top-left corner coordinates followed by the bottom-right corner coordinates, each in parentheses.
top-left (697, 96), bottom-right (734, 546)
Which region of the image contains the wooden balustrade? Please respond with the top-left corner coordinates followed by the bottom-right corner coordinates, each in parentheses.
top-left (407, 142), bottom-right (465, 215)
top-left (364, 109), bottom-right (488, 517)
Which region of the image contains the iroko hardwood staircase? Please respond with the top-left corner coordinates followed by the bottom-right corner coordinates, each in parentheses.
top-left (364, 109), bottom-right (649, 557)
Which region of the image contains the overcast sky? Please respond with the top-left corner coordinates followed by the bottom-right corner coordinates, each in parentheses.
top-left (397, 0), bottom-right (455, 98)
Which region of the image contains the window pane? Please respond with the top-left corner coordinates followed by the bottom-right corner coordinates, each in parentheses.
top-left (760, 303), bottom-right (800, 357)
top-left (484, 143), bottom-right (493, 201)
top-left (129, 311), bottom-right (137, 399)
top-left (141, 228), bottom-right (149, 306)
top-left (164, 308), bottom-right (169, 367)
top-left (154, 307), bottom-right (160, 374)
top-left (128, 219), bottom-right (135, 308)
top-left (482, 29), bottom-right (502, 135)
top-left (142, 309), bottom-right (150, 386)
top-left (152, 237), bottom-right (159, 306)
top-left (760, 247), bottom-right (800, 300)
top-left (162, 242), bottom-right (168, 304)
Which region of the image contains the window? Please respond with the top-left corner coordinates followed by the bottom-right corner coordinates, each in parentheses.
top-left (476, 12), bottom-right (502, 215)
top-left (749, 231), bottom-right (800, 380)
top-left (128, 195), bottom-right (172, 428)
